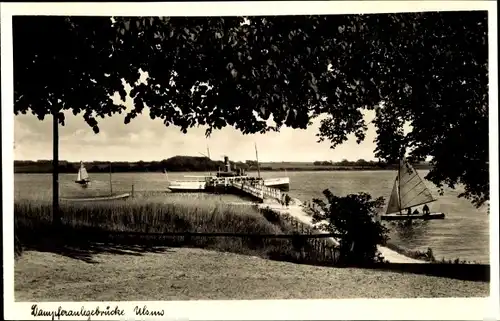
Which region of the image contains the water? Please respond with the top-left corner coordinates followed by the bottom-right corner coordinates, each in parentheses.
top-left (14, 170), bottom-right (490, 263)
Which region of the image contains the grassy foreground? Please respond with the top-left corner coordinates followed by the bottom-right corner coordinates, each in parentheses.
top-left (15, 248), bottom-right (488, 301)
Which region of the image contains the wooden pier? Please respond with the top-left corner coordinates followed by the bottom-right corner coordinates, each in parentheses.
top-left (230, 181), bottom-right (284, 203)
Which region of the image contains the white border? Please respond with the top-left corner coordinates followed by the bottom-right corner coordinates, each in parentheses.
top-left (487, 1), bottom-right (500, 318)
top-left (2, 2), bottom-right (498, 320)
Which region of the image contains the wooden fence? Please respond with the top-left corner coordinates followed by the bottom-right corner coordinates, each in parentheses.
top-left (91, 229), bottom-right (341, 265)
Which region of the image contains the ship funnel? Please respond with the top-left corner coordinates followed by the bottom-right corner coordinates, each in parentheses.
top-left (224, 156), bottom-right (231, 172)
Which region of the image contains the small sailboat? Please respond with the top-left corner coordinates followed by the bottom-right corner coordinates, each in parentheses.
top-left (380, 158), bottom-right (445, 221)
top-left (64, 162), bottom-right (131, 201)
top-left (75, 161), bottom-right (91, 188)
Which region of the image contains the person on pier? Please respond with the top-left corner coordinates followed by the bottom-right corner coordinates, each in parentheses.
top-left (285, 194), bottom-right (291, 208)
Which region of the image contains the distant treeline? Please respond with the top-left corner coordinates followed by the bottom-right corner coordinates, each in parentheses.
top-left (14, 156), bottom-right (432, 173)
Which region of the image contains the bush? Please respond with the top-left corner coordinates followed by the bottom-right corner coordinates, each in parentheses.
top-left (311, 190), bottom-right (389, 265)
top-left (437, 257), bottom-right (477, 264)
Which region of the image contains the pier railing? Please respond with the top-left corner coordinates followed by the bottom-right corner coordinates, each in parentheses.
top-left (230, 181), bottom-right (264, 199)
top-left (230, 181), bottom-right (285, 202)
top-left (260, 185), bottom-right (283, 201)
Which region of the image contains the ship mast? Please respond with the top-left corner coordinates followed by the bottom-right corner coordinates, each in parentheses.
top-left (109, 161), bottom-right (113, 195)
top-left (398, 147), bottom-right (404, 215)
top-left (255, 142), bottom-right (261, 179)
top-left (398, 158), bottom-right (402, 215)
top-left (207, 145), bottom-right (211, 176)
top-left (199, 146), bottom-right (212, 176)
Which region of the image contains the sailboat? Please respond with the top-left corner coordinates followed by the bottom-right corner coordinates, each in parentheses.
top-left (64, 161), bottom-right (131, 202)
top-left (380, 158), bottom-right (445, 221)
top-left (75, 161), bottom-right (91, 188)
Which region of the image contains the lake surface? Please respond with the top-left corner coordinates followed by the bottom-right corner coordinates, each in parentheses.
top-left (14, 170), bottom-right (490, 263)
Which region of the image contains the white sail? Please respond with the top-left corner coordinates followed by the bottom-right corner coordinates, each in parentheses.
top-left (80, 167), bottom-right (89, 180)
top-left (386, 158), bottom-right (436, 214)
top-left (77, 163), bottom-right (89, 181)
top-left (386, 176), bottom-right (401, 214)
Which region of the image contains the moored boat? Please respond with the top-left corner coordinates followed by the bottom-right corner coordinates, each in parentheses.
top-left (263, 177), bottom-right (290, 191)
top-left (168, 179), bottom-right (208, 192)
top-left (61, 193), bottom-right (131, 202)
top-left (165, 145), bottom-right (291, 194)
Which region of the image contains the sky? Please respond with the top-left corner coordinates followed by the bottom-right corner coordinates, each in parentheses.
top-left (14, 106), bottom-right (381, 163)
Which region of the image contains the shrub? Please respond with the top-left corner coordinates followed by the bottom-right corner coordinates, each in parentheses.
top-left (311, 190), bottom-right (389, 265)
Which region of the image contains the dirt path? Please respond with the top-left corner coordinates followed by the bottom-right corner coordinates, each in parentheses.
top-left (258, 199), bottom-right (427, 264)
top-left (15, 249), bottom-right (488, 302)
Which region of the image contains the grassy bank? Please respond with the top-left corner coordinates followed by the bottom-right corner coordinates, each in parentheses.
top-left (14, 196), bottom-right (328, 264)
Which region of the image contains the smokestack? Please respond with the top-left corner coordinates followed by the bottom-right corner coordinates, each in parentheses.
top-left (224, 156), bottom-right (231, 172)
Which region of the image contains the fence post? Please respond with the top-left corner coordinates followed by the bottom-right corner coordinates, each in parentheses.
top-left (131, 184), bottom-right (134, 198)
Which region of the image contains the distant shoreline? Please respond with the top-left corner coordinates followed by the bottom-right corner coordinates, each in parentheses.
top-left (13, 157), bottom-right (432, 174)
top-left (14, 167), bottom-right (431, 174)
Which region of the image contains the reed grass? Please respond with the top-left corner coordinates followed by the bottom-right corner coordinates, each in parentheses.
top-left (14, 196), bottom-right (319, 263)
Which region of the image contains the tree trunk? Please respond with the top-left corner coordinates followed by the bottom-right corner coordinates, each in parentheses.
top-left (52, 108), bottom-right (61, 228)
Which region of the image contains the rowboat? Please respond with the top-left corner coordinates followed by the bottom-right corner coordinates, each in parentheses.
top-left (61, 193), bottom-right (131, 202)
